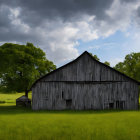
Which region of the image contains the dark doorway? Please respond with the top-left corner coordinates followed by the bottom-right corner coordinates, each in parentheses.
top-left (66, 99), bottom-right (72, 109)
top-left (120, 101), bottom-right (125, 109)
top-left (116, 101), bottom-right (119, 109)
top-left (109, 103), bottom-right (114, 109)
top-left (116, 101), bottom-right (125, 109)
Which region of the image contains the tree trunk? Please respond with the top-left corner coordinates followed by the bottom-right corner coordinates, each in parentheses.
top-left (25, 89), bottom-right (29, 98)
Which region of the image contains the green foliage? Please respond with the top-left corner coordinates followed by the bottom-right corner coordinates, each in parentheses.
top-left (90, 53), bottom-right (111, 66)
top-left (114, 52), bottom-right (140, 82)
top-left (0, 43), bottom-right (56, 95)
top-left (104, 61), bottom-right (110, 66)
top-left (89, 53), bottom-right (100, 61)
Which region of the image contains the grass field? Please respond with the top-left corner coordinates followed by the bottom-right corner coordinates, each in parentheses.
top-left (0, 92), bottom-right (32, 106)
top-left (0, 93), bottom-right (140, 140)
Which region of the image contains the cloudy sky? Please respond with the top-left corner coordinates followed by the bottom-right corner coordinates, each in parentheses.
top-left (0, 0), bottom-right (140, 66)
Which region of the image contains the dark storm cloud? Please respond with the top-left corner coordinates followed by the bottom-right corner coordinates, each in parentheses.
top-left (0, 0), bottom-right (113, 26)
top-left (0, 5), bottom-right (11, 27)
top-left (0, 0), bottom-right (139, 39)
top-left (0, 0), bottom-right (115, 43)
top-left (135, 6), bottom-right (140, 25)
top-left (137, 6), bottom-right (140, 17)
top-left (121, 0), bottom-right (138, 3)
top-left (0, 0), bottom-right (140, 65)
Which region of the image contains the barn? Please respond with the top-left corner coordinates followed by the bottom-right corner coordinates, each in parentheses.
top-left (31, 51), bottom-right (139, 110)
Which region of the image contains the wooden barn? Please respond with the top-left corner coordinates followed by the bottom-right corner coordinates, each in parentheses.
top-left (31, 51), bottom-right (139, 110)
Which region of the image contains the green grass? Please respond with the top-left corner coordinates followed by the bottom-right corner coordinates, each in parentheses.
top-left (0, 92), bottom-right (32, 106)
top-left (0, 93), bottom-right (140, 140)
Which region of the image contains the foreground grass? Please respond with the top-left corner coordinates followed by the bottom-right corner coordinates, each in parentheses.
top-left (0, 93), bottom-right (140, 140)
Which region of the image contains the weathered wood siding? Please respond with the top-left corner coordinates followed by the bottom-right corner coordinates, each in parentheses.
top-left (32, 81), bottom-right (138, 110)
top-left (40, 53), bottom-right (129, 82)
top-left (32, 52), bottom-right (139, 110)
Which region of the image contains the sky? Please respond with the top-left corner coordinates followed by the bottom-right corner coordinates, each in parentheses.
top-left (0, 0), bottom-right (140, 67)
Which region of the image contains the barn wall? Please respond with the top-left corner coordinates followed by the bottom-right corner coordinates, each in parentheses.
top-left (32, 81), bottom-right (139, 110)
top-left (40, 53), bottom-right (130, 82)
top-left (32, 52), bottom-right (139, 110)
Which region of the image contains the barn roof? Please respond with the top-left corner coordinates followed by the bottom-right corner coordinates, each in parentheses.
top-left (16, 95), bottom-right (31, 101)
top-left (31, 51), bottom-right (140, 89)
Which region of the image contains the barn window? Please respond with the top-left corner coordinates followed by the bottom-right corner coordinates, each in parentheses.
top-left (66, 99), bottom-right (72, 108)
top-left (62, 91), bottom-right (64, 99)
top-left (109, 103), bottom-right (114, 109)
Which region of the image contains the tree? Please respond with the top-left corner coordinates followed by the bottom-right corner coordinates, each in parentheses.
top-left (90, 53), bottom-right (111, 66)
top-left (114, 62), bottom-right (126, 73)
top-left (89, 53), bottom-right (100, 61)
top-left (0, 43), bottom-right (56, 97)
top-left (114, 52), bottom-right (140, 82)
top-left (104, 61), bottom-right (110, 66)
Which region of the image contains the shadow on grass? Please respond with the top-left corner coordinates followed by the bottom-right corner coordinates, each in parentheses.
top-left (0, 105), bottom-right (139, 115)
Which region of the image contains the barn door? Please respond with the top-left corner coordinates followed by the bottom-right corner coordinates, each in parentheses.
top-left (66, 99), bottom-right (72, 109)
top-left (116, 101), bottom-right (125, 109)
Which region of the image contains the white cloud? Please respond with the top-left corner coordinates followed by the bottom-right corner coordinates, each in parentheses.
top-left (109, 58), bottom-right (124, 67)
top-left (89, 0), bottom-right (140, 38)
top-left (1, 0), bottom-right (140, 66)
top-left (9, 7), bottom-right (30, 33)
